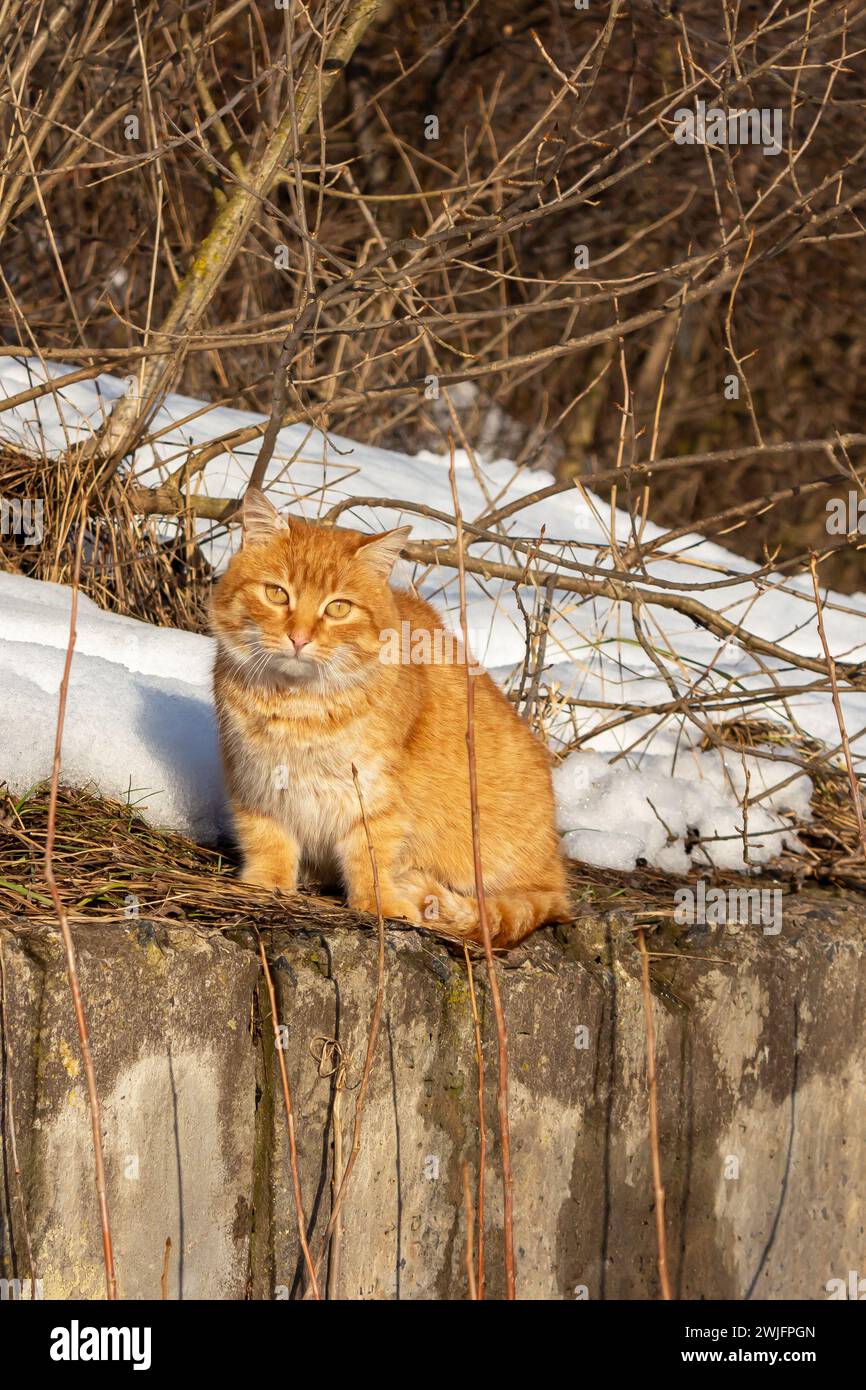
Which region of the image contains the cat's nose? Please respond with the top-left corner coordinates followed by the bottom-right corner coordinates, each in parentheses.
top-left (289, 634), bottom-right (310, 655)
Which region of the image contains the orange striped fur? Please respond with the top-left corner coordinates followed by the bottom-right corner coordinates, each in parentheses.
top-left (210, 489), bottom-right (569, 946)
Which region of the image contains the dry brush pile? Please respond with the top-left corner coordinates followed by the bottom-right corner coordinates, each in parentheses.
top-left (0, 0), bottom-right (864, 564)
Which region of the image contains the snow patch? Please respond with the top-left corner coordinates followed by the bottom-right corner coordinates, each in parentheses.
top-left (1, 356), bottom-right (863, 872)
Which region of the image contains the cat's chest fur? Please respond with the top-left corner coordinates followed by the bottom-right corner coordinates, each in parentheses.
top-left (227, 702), bottom-right (391, 867)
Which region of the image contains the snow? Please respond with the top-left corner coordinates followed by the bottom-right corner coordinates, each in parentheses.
top-left (0, 571), bottom-right (224, 840)
top-left (2, 354), bottom-right (865, 873)
top-left (554, 748), bottom-right (809, 875)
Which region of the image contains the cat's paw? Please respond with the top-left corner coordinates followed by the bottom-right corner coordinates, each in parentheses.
top-left (240, 864), bottom-right (299, 895)
top-left (349, 889), bottom-right (423, 924)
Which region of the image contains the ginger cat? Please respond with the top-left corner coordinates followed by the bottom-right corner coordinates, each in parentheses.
top-left (210, 489), bottom-right (570, 946)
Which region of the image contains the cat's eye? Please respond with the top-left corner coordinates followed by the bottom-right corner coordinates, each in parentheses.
top-left (324, 599), bottom-right (352, 619)
top-left (264, 584), bottom-right (290, 605)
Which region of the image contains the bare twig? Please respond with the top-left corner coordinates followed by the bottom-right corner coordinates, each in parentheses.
top-left (809, 554), bottom-right (866, 860)
top-left (306, 764), bottom-right (387, 1292)
top-left (160, 1237), bottom-right (171, 1300)
top-left (42, 526), bottom-right (117, 1300)
top-left (463, 942), bottom-right (486, 1300)
top-left (462, 1161), bottom-right (478, 1302)
top-left (92, 0), bottom-right (391, 466)
top-left (0, 932), bottom-right (36, 1289)
top-left (448, 440), bottom-right (516, 1300)
top-left (257, 934), bottom-right (321, 1299)
top-left (636, 927), bottom-right (671, 1301)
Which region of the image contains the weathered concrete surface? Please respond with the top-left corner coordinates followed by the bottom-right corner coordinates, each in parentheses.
top-left (1, 891), bottom-right (864, 1299)
top-left (0, 926), bottom-right (259, 1298)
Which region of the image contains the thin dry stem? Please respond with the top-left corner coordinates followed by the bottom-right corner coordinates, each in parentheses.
top-left (257, 933), bottom-right (321, 1299)
top-left (305, 763), bottom-right (387, 1294)
top-left (636, 926), bottom-right (671, 1301)
top-left (448, 439), bottom-right (516, 1300)
top-left (42, 526), bottom-right (117, 1300)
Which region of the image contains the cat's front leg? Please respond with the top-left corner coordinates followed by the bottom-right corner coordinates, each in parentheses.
top-left (234, 808), bottom-right (300, 893)
top-left (339, 811), bottom-right (421, 923)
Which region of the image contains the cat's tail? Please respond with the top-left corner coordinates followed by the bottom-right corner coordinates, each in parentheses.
top-left (401, 873), bottom-right (571, 947)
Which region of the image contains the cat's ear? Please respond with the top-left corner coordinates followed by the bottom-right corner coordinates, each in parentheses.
top-left (355, 525), bottom-right (412, 578)
top-left (242, 487), bottom-right (289, 545)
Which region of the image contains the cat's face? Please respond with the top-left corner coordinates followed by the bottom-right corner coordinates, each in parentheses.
top-left (210, 490), bottom-right (411, 689)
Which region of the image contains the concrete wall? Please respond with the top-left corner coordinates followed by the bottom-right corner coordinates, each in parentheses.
top-left (1, 892), bottom-right (863, 1299)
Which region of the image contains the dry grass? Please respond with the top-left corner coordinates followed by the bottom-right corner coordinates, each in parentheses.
top-left (701, 718), bottom-right (866, 890)
top-left (0, 780), bottom-right (343, 931)
top-left (0, 444), bottom-right (212, 631)
top-left (2, 774), bottom-right (860, 944)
